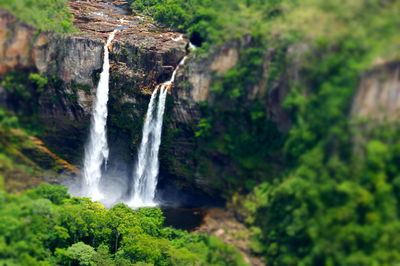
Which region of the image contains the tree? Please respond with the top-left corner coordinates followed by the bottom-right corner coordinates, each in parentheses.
top-left (27, 183), bottom-right (70, 205)
top-left (56, 242), bottom-right (96, 266)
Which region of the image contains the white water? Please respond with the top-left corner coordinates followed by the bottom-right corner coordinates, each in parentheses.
top-left (82, 29), bottom-right (118, 201)
top-left (128, 57), bottom-right (187, 208)
top-left (189, 42), bottom-right (197, 50)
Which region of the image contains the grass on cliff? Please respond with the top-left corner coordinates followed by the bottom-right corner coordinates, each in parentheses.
top-left (0, 0), bottom-right (74, 33)
top-left (0, 107), bottom-right (79, 192)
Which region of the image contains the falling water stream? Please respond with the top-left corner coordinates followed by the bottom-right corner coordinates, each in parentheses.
top-left (82, 29), bottom-right (118, 201)
top-left (79, 27), bottom-right (192, 209)
top-left (128, 57), bottom-right (187, 208)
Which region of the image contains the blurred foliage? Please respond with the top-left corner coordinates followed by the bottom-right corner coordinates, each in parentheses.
top-left (0, 108), bottom-right (40, 191)
top-left (0, 70), bottom-right (50, 134)
top-left (0, 0), bottom-right (74, 33)
top-left (245, 126), bottom-right (400, 264)
top-left (0, 107), bottom-right (79, 192)
top-left (0, 184), bottom-right (246, 265)
top-left (241, 1), bottom-right (400, 265)
top-left (128, 0), bottom-right (399, 58)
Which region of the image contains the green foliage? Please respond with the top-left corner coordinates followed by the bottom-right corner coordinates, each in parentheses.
top-left (1, 70), bottom-right (36, 105)
top-left (0, 109), bottom-right (18, 130)
top-left (0, 70), bottom-right (47, 128)
top-left (28, 73), bottom-right (48, 93)
top-left (0, 185), bottom-right (246, 265)
top-left (195, 118), bottom-right (212, 137)
top-left (232, 0), bottom-right (400, 264)
top-left (0, 108), bottom-right (46, 191)
top-left (56, 242), bottom-right (96, 266)
top-left (0, 0), bottom-right (74, 33)
top-left (26, 183), bottom-right (70, 205)
top-left (247, 130), bottom-right (400, 265)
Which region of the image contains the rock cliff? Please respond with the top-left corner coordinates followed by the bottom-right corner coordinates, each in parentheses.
top-left (352, 61), bottom-right (400, 122)
top-left (0, 1), bottom-right (186, 166)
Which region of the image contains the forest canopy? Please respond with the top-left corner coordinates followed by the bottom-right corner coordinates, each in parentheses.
top-left (0, 183), bottom-right (246, 265)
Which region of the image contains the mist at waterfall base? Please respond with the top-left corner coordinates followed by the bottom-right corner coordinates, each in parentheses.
top-left (67, 143), bottom-right (221, 209)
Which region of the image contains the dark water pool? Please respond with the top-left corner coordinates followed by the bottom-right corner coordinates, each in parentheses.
top-left (161, 207), bottom-right (206, 231)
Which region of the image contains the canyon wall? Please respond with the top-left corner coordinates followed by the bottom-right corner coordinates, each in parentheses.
top-left (1, 2), bottom-right (399, 196)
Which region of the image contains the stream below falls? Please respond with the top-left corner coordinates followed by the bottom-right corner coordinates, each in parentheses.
top-left (162, 207), bottom-right (206, 231)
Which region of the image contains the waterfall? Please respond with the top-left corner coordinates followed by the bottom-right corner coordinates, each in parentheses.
top-left (82, 29), bottom-right (117, 201)
top-left (128, 57), bottom-right (187, 208)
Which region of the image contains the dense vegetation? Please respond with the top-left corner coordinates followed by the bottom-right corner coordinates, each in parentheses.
top-left (0, 0), bottom-right (73, 33)
top-left (0, 183), bottom-right (245, 265)
top-left (131, 0), bottom-right (400, 264)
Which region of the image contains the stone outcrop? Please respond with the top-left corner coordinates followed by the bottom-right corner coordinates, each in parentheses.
top-left (352, 61), bottom-right (400, 122)
top-left (171, 37), bottom-right (292, 132)
top-left (0, 10), bottom-right (34, 75)
top-left (0, 1), bottom-right (186, 112)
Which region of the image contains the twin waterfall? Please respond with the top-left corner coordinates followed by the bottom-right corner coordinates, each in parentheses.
top-left (82, 29), bottom-right (117, 201)
top-left (81, 29), bottom-right (186, 207)
top-left (129, 57), bottom-right (187, 207)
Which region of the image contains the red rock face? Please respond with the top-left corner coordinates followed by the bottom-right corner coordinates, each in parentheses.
top-left (0, 10), bottom-right (35, 75)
